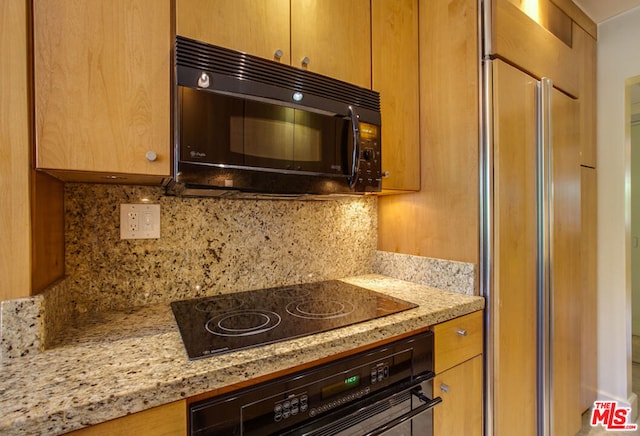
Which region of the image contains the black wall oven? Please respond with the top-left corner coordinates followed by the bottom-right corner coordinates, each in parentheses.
top-left (189, 331), bottom-right (440, 435)
top-left (171, 37), bottom-right (382, 197)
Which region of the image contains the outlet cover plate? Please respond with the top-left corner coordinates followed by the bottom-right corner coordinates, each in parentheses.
top-left (120, 204), bottom-right (160, 239)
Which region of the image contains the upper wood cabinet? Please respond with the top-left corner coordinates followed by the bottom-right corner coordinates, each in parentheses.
top-left (372, 0), bottom-right (420, 192)
top-left (489, 0), bottom-right (579, 97)
top-left (33, 0), bottom-right (171, 184)
top-left (575, 24), bottom-right (597, 168)
top-left (176, 0), bottom-right (371, 89)
top-left (290, 0), bottom-right (371, 89)
top-left (176, 0), bottom-right (291, 63)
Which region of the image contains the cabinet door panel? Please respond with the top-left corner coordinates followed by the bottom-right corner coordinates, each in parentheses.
top-left (291, 0), bottom-right (371, 88)
top-left (34, 0), bottom-right (170, 177)
top-left (490, 0), bottom-right (578, 97)
top-left (372, 0), bottom-right (420, 191)
top-left (580, 167), bottom-right (597, 410)
top-left (550, 87), bottom-right (582, 436)
top-left (492, 59), bottom-right (539, 436)
top-left (176, 0), bottom-right (290, 63)
top-left (433, 355), bottom-right (483, 436)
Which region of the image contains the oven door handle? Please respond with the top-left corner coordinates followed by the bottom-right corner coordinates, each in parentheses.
top-left (364, 389), bottom-right (442, 436)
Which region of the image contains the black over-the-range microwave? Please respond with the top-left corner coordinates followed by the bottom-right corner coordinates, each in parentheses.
top-left (168, 36), bottom-right (382, 197)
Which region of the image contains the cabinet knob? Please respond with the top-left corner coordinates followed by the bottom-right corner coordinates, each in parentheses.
top-left (301, 56), bottom-right (310, 67)
top-left (381, 171), bottom-right (390, 178)
top-left (440, 384), bottom-right (450, 394)
top-left (456, 329), bottom-right (468, 337)
top-left (274, 49), bottom-right (284, 60)
top-left (145, 151), bottom-right (158, 162)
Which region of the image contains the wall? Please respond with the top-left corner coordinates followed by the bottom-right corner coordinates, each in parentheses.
top-left (62, 184), bottom-right (378, 315)
top-left (597, 6), bottom-right (640, 404)
top-left (633, 120), bottom-right (640, 336)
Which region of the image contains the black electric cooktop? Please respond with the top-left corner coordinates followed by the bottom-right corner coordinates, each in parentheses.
top-left (170, 280), bottom-right (418, 360)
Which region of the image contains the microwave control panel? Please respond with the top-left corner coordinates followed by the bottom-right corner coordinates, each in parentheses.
top-left (356, 122), bottom-right (382, 192)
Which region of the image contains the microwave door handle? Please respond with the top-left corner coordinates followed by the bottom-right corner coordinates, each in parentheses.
top-left (348, 106), bottom-right (361, 189)
top-left (364, 389), bottom-right (443, 436)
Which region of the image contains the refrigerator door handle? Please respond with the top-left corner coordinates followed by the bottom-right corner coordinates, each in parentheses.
top-left (537, 77), bottom-right (553, 436)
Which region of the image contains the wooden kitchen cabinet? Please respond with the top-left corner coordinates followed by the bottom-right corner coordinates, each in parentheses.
top-left (290, 0), bottom-right (371, 89)
top-left (176, 0), bottom-right (290, 63)
top-left (377, 0), bottom-right (480, 262)
top-left (372, 0), bottom-right (420, 192)
top-left (575, 25), bottom-right (597, 168)
top-left (1, 0), bottom-right (32, 301)
top-left (433, 310), bottom-right (483, 374)
top-left (65, 400), bottom-right (186, 436)
top-left (177, 0), bottom-right (371, 89)
top-left (1, 1), bottom-right (65, 300)
top-left (33, 0), bottom-right (171, 184)
top-left (581, 167), bottom-right (597, 410)
top-left (432, 311), bottom-right (483, 436)
top-left (433, 355), bottom-right (483, 436)
top-left (490, 0), bottom-right (579, 97)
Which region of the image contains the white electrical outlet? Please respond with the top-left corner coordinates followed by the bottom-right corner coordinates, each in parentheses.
top-left (120, 204), bottom-right (160, 239)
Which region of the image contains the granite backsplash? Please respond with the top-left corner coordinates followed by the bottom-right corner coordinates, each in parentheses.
top-left (63, 183), bottom-right (378, 315)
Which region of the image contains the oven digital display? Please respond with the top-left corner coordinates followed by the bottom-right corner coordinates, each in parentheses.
top-left (321, 375), bottom-right (361, 399)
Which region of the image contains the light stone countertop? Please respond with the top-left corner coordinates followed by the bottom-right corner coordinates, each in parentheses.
top-left (0, 275), bottom-right (484, 435)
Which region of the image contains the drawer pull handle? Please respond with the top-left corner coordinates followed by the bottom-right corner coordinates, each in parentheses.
top-left (456, 329), bottom-right (468, 336)
top-left (440, 384), bottom-right (450, 394)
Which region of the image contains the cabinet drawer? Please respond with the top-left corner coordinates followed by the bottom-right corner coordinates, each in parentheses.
top-left (433, 310), bottom-right (483, 373)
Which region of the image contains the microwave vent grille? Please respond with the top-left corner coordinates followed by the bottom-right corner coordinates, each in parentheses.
top-left (176, 36), bottom-right (380, 113)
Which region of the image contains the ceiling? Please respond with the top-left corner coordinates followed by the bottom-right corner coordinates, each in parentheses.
top-left (572, 0), bottom-right (640, 23)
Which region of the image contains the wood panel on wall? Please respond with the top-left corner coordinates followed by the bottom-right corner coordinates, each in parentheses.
top-left (377, 0), bottom-right (479, 265)
top-left (1, 0), bottom-right (32, 301)
top-left (31, 171), bottom-right (65, 293)
top-left (580, 167), bottom-right (597, 410)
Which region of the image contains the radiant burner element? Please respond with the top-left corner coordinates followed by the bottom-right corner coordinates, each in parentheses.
top-left (205, 310), bottom-right (281, 337)
top-left (286, 299), bottom-right (355, 319)
top-left (170, 280), bottom-right (418, 360)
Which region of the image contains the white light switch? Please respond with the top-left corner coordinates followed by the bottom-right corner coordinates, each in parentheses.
top-left (120, 204), bottom-right (160, 239)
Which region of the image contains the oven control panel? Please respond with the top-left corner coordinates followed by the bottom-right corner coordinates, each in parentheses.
top-left (269, 355), bottom-right (406, 425)
top-left (371, 362), bottom-right (390, 384)
top-left (274, 393), bottom-right (308, 422)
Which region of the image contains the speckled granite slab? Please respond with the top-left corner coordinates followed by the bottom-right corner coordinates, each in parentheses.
top-left (0, 275), bottom-right (484, 436)
top-left (62, 184), bottom-right (377, 315)
top-left (374, 251), bottom-right (476, 295)
top-left (0, 295), bottom-right (45, 361)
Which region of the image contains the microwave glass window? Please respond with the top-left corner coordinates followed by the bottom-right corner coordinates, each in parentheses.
top-left (179, 87), bottom-right (245, 165)
top-left (293, 110), bottom-right (345, 175)
top-left (179, 86), bottom-right (348, 176)
top-left (242, 101), bottom-right (294, 169)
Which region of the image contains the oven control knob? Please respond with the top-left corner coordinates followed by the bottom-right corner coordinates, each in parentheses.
top-left (309, 408), bottom-right (317, 417)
